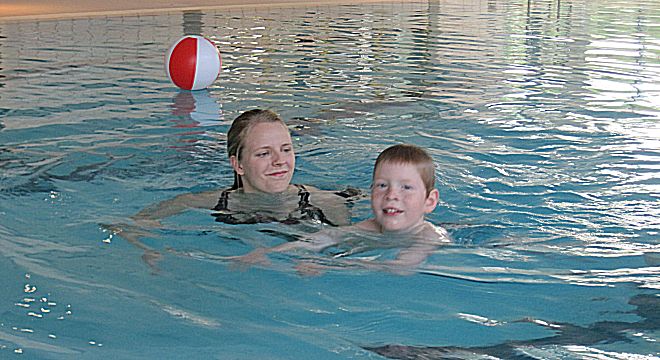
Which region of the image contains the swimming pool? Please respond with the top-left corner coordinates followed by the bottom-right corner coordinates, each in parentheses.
top-left (0, 0), bottom-right (658, 358)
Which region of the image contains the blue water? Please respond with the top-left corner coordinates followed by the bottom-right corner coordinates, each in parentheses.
top-left (1, 0), bottom-right (659, 358)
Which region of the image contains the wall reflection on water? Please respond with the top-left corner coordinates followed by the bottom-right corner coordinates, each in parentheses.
top-left (0, 1), bottom-right (657, 119)
top-left (0, 0), bottom-right (656, 218)
top-left (0, 0), bottom-right (657, 232)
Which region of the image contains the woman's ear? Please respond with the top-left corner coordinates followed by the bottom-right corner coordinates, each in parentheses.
top-left (230, 155), bottom-right (245, 176)
top-left (425, 188), bottom-right (439, 213)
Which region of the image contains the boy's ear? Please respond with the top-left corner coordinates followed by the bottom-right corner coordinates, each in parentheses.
top-left (425, 188), bottom-right (439, 213)
top-left (230, 155), bottom-right (245, 176)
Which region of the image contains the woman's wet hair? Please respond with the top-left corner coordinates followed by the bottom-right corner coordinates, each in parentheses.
top-left (373, 144), bottom-right (436, 195)
top-left (227, 109), bottom-right (287, 189)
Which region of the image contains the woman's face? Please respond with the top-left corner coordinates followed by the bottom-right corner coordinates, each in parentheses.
top-left (231, 121), bottom-right (295, 193)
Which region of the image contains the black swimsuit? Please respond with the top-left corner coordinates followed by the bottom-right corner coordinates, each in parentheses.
top-left (211, 184), bottom-right (337, 226)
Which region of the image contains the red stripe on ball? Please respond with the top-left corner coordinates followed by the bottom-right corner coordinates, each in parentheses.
top-left (168, 37), bottom-right (198, 90)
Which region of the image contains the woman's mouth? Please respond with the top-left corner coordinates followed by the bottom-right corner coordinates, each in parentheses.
top-left (267, 170), bottom-right (288, 177)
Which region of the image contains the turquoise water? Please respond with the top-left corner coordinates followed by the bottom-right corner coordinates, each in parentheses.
top-left (1, 0), bottom-right (659, 358)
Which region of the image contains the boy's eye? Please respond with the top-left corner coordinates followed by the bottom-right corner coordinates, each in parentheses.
top-left (282, 146), bottom-right (292, 153)
top-left (375, 183), bottom-right (387, 188)
top-left (256, 151), bottom-right (269, 157)
top-left (403, 184), bottom-right (413, 190)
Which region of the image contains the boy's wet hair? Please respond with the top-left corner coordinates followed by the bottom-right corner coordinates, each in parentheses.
top-left (373, 144), bottom-right (436, 195)
top-left (227, 109), bottom-right (287, 189)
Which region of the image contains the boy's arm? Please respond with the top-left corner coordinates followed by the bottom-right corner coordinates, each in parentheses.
top-left (352, 224), bottom-right (450, 272)
top-left (383, 224), bottom-right (450, 269)
top-left (382, 242), bottom-right (438, 268)
top-left (232, 228), bottom-right (343, 266)
top-left (296, 236), bottom-right (443, 276)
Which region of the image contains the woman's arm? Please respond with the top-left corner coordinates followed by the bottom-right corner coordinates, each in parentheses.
top-left (294, 241), bottom-right (438, 276)
top-left (109, 189), bottom-right (222, 270)
top-left (131, 189), bottom-right (222, 228)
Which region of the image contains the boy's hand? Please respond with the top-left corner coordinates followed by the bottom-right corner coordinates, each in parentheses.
top-left (294, 260), bottom-right (327, 276)
top-left (101, 223), bottom-right (156, 242)
top-left (229, 248), bottom-right (271, 269)
top-left (132, 218), bottom-right (162, 229)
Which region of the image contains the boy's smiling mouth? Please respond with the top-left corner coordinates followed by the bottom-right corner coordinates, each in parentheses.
top-left (383, 207), bottom-right (403, 215)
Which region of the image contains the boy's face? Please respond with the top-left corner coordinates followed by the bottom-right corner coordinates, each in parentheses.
top-left (371, 161), bottom-right (439, 233)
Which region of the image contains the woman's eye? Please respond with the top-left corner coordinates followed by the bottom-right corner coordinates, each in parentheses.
top-left (256, 151), bottom-right (269, 157)
top-left (282, 147), bottom-right (292, 153)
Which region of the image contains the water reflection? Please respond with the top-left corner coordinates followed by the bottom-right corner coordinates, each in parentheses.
top-left (170, 90), bottom-right (223, 127)
top-left (0, 25), bottom-right (5, 131)
top-left (182, 10), bottom-right (203, 36)
top-left (0, 0), bottom-right (655, 248)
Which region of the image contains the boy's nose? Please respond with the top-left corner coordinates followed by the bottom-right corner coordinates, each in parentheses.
top-left (385, 187), bottom-right (399, 199)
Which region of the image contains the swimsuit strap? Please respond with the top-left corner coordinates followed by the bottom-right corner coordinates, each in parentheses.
top-left (212, 188), bottom-right (232, 211)
top-left (211, 188), bottom-right (245, 224)
top-left (295, 184), bottom-right (310, 209)
top-left (292, 184), bottom-right (337, 226)
top-left (334, 186), bottom-right (362, 200)
top-left (274, 184), bottom-right (308, 225)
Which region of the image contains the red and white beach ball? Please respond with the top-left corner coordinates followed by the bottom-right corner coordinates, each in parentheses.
top-left (166, 35), bottom-right (221, 91)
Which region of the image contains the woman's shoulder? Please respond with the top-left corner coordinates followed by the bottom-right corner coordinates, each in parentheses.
top-left (166, 188), bottom-right (226, 209)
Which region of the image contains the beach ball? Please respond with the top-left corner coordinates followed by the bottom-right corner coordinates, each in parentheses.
top-left (166, 35), bottom-right (221, 91)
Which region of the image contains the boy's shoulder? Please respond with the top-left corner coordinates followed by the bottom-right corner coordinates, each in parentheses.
top-left (353, 219), bottom-right (380, 233)
top-left (423, 221), bottom-right (452, 244)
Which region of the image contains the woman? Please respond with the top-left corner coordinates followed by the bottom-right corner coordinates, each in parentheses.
top-left (135, 109), bottom-right (354, 226)
top-left (115, 109), bottom-right (358, 269)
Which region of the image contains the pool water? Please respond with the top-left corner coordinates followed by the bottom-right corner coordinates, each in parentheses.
top-left (1, 0), bottom-right (659, 358)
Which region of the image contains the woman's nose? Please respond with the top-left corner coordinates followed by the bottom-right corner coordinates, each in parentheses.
top-left (271, 150), bottom-right (283, 165)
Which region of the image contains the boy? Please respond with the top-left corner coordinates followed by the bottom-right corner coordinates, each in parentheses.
top-left (234, 144), bottom-right (451, 273)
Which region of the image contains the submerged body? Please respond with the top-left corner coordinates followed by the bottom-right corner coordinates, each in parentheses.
top-left (112, 109), bottom-right (355, 270)
top-left (234, 144), bottom-right (451, 274)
